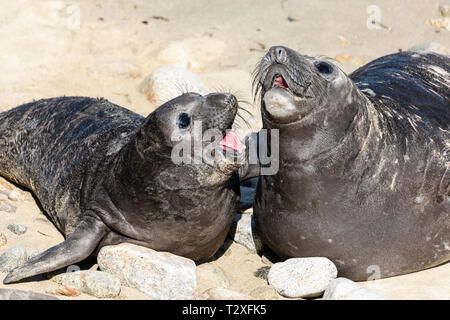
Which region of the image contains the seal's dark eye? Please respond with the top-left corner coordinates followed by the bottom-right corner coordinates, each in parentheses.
top-left (177, 113), bottom-right (191, 129)
top-left (315, 61), bottom-right (333, 75)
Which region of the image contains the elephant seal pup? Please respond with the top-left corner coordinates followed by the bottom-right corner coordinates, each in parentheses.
top-left (0, 93), bottom-right (245, 284)
top-left (253, 46), bottom-right (449, 280)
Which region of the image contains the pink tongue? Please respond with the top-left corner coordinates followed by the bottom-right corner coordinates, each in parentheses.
top-left (219, 131), bottom-right (245, 152)
top-left (274, 75), bottom-right (288, 88)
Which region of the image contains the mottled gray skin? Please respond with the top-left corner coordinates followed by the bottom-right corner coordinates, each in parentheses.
top-left (0, 93), bottom-right (242, 284)
top-left (254, 46), bottom-right (449, 280)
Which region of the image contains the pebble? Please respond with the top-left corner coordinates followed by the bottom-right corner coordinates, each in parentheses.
top-left (196, 263), bottom-right (230, 294)
top-left (229, 213), bottom-right (263, 254)
top-left (0, 247), bottom-right (28, 272)
top-left (0, 233), bottom-right (7, 247)
top-left (7, 223), bottom-right (27, 235)
top-left (51, 270), bottom-right (121, 298)
top-left (439, 2), bottom-right (450, 17)
top-left (268, 257), bottom-right (338, 298)
top-left (5, 190), bottom-right (23, 201)
top-left (98, 243), bottom-right (196, 300)
top-left (0, 201), bottom-right (17, 213)
top-left (202, 287), bottom-right (254, 300)
top-left (0, 288), bottom-right (59, 300)
top-left (139, 65), bottom-right (209, 106)
top-left (249, 286), bottom-right (280, 300)
top-left (323, 277), bottom-right (386, 300)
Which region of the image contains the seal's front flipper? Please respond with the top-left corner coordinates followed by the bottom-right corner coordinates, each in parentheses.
top-left (3, 215), bottom-right (108, 284)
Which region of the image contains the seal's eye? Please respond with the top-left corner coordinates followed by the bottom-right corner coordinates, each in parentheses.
top-left (177, 113), bottom-right (191, 129)
top-left (315, 61), bottom-right (333, 75)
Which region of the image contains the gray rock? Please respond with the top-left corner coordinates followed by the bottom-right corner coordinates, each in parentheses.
top-left (7, 223), bottom-right (27, 235)
top-left (268, 257), bottom-right (338, 298)
top-left (98, 243), bottom-right (196, 300)
top-left (0, 288), bottom-right (59, 300)
top-left (323, 277), bottom-right (386, 300)
top-left (229, 213), bottom-right (263, 253)
top-left (202, 287), bottom-right (254, 300)
top-left (51, 270), bottom-right (121, 298)
top-left (139, 65), bottom-right (208, 106)
top-left (0, 247), bottom-right (28, 272)
top-left (196, 263), bottom-right (230, 294)
top-left (0, 202), bottom-right (17, 213)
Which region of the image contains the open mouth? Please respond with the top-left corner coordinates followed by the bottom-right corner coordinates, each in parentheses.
top-left (273, 74), bottom-right (289, 89)
top-left (219, 131), bottom-right (245, 153)
top-left (266, 70), bottom-right (312, 100)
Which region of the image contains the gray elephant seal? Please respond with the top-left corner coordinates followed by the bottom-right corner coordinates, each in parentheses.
top-left (0, 93), bottom-right (245, 284)
top-left (253, 46), bottom-right (449, 280)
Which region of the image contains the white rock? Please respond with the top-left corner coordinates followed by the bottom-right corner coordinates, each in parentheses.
top-left (0, 247), bottom-right (27, 272)
top-left (268, 257), bottom-right (338, 298)
top-left (51, 270), bottom-right (121, 298)
top-left (7, 190), bottom-right (23, 201)
top-left (229, 214), bottom-right (263, 253)
top-left (97, 243), bottom-right (196, 300)
top-left (323, 277), bottom-right (386, 300)
top-left (139, 65), bottom-right (209, 106)
top-left (202, 287), bottom-right (254, 300)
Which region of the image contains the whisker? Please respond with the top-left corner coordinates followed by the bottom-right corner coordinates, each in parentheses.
top-left (237, 106), bottom-right (254, 118)
top-left (236, 113), bottom-right (252, 128)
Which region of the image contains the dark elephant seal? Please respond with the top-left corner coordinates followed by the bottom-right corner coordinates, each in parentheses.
top-left (253, 46), bottom-right (449, 280)
top-left (0, 93), bottom-right (245, 284)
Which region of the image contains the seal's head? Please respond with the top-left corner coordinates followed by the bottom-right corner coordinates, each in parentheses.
top-left (137, 92), bottom-right (246, 187)
top-left (254, 46), bottom-right (359, 128)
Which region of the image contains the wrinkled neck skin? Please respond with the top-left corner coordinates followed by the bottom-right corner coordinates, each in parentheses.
top-left (89, 124), bottom-right (237, 243)
top-left (264, 77), bottom-right (376, 169)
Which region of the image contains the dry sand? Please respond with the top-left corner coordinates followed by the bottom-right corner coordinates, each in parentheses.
top-left (0, 0), bottom-right (449, 300)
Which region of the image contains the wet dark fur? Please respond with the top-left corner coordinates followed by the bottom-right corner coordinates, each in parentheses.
top-left (0, 94), bottom-right (241, 283)
top-left (254, 48), bottom-right (449, 280)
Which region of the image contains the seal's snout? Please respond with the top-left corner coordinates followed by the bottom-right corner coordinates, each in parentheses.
top-left (206, 93), bottom-right (238, 112)
top-left (270, 46), bottom-right (288, 64)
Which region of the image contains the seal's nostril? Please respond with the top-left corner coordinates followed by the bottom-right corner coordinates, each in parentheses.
top-left (271, 46), bottom-right (287, 63)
